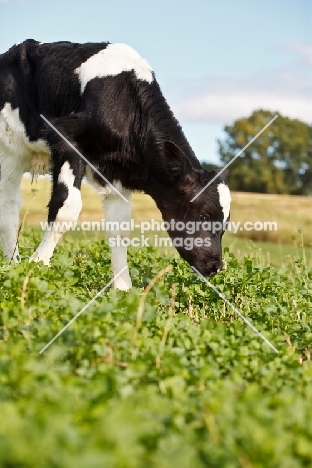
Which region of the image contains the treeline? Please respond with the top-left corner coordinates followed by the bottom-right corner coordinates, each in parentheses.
top-left (202, 110), bottom-right (312, 195)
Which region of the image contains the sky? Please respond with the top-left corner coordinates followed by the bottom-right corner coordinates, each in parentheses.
top-left (0, 0), bottom-right (311, 164)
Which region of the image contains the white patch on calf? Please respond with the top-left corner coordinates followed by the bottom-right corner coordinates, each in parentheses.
top-left (0, 103), bottom-right (51, 166)
top-left (217, 183), bottom-right (231, 223)
top-left (30, 162), bottom-right (82, 265)
top-left (75, 43), bottom-right (154, 94)
top-left (103, 181), bottom-right (132, 290)
top-left (56, 162), bottom-right (82, 222)
top-left (0, 103), bottom-right (51, 262)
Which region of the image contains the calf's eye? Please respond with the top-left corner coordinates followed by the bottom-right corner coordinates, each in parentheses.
top-left (199, 214), bottom-right (210, 222)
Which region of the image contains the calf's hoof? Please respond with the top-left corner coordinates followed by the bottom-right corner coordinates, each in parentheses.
top-left (113, 276), bottom-right (132, 291)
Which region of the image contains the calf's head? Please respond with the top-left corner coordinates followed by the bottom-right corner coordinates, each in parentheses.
top-left (156, 141), bottom-right (231, 277)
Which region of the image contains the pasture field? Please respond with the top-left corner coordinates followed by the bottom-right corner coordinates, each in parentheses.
top-left (0, 177), bottom-right (311, 467)
top-left (20, 178), bottom-right (312, 245)
top-left (20, 176), bottom-right (312, 266)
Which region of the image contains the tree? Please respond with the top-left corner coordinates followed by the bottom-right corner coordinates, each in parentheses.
top-left (218, 110), bottom-right (312, 195)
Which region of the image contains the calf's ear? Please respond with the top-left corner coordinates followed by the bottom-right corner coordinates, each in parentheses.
top-left (162, 141), bottom-right (202, 184)
top-left (202, 168), bottom-right (229, 185)
top-left (218, 168), bottom-right (229, 182)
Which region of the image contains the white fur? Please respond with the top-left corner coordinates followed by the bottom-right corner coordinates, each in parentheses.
top-left (103, 182), bottom-right (132, 290)
top-left (0, 103), bottom-right (51, 262)
top-left (56, 162), bottom-right (82, 222)
top-left (30, 162), bottom-right (82, 264)
top-left (0, 103), bottom-right (50, 163)
top-left (75, 43), bottom-right (154, 94)
top-left (217, 183), bottom-right (231, 223)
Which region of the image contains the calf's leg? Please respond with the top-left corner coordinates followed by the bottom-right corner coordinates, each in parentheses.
top-left (0, 157), bottom-right (24, 262)
top-left (104, 185), bottom-right (132, 290)
top-left (30, 158), bottom-right (84, 264)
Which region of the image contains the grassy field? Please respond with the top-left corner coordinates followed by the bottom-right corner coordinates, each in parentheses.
top-left (0, 177), bottom-right (312, 466)
top-left (0, 230), bottom-right (311, 467)
top-left (20, 176), bottom-right (312, 267)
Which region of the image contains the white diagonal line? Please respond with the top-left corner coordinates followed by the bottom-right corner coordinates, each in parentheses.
top-left (191, 266), bottom-right (278, 353)
top-left (40, 114), bottom-right (129, 203)
top-left (39, 266), bottom-right (128, 354)
top-left (190, 114), bottom-right (278, 202)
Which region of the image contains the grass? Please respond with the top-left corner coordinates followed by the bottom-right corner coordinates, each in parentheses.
top-left (20, 176), bottom-right (312, 267)
top-left (0, 232), bottom-right (311, 467)
top-left (229, 191), bottom-right (312, 245)
top-left (223, 236), bottom-right (312, 268)
top-left (1, 177), bottom-right (312, 466)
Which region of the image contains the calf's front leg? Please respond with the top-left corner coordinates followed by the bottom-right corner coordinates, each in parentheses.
top-left (104, 185), bottom-right (132, 290)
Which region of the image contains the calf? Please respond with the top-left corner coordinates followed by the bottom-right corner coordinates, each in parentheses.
top-left (0, 40), bottom-right (231, 289)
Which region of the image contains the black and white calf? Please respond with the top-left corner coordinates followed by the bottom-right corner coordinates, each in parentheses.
top-left (0, 40), bottom-right (231, 289)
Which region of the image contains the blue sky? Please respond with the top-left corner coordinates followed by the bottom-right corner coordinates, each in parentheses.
top-left (0, 0), bottom-right (311, 163)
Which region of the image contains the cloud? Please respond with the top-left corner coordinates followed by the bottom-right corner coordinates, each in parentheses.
top-left (172, 42), bottom-right (312, 126)
top-left (280, 41), bottom-right (312, 66)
